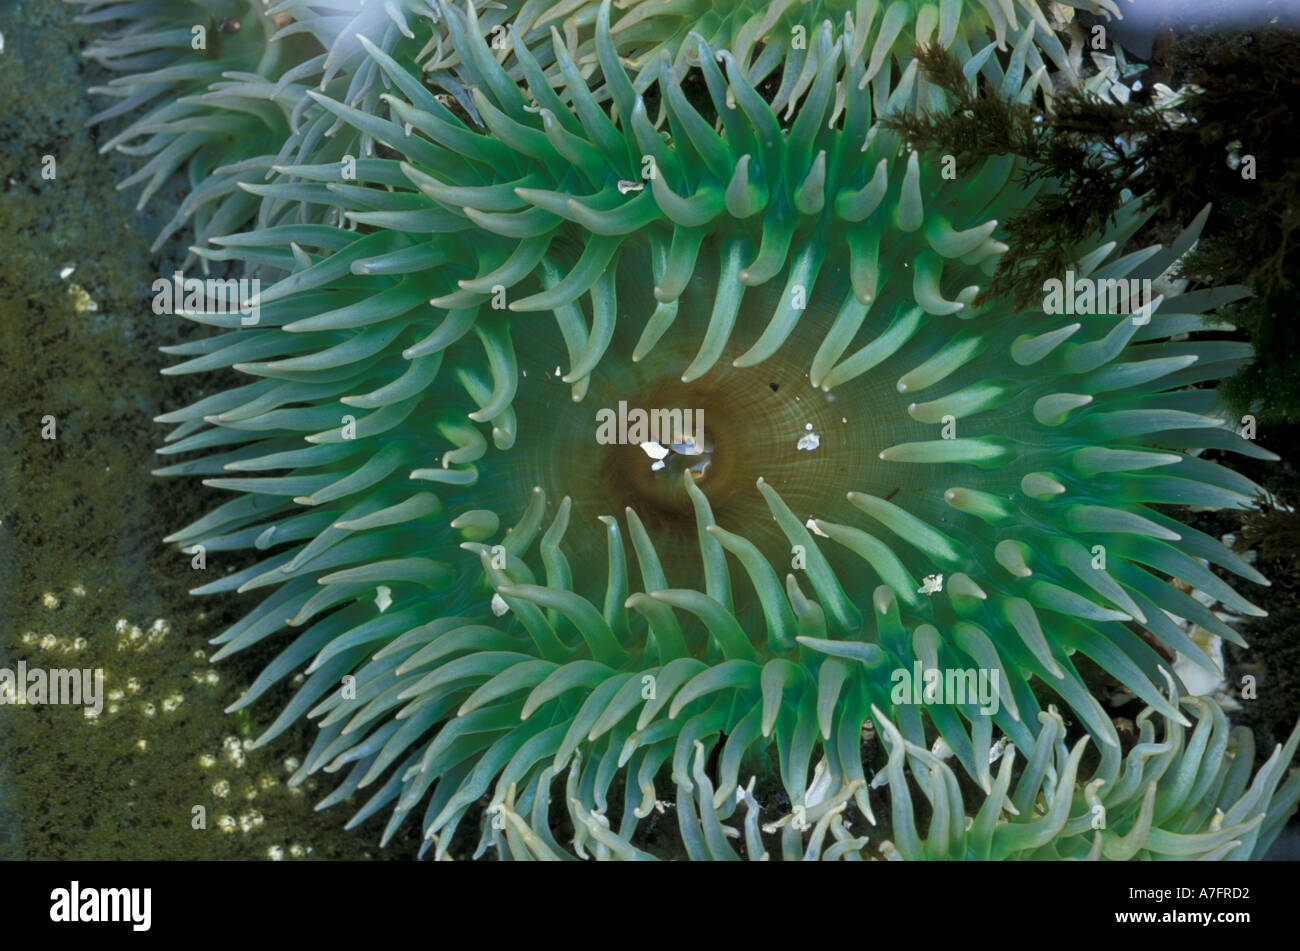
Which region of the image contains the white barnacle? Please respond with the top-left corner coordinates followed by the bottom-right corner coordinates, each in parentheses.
top-left (918, 573), bottom-right (943, 595)
top-left (617, 180), bottom-right (644, 194)
top-left (490, 593), bottom-right (510, 617)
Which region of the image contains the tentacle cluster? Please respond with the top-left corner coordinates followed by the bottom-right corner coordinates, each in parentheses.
top-left (248, 0), bottom-right (1103, 241)
top-left (492, 684), bottom-right (1300, 861)
top-left (319, 0), bottom-right (1118, 112)
top-left (72, 0), bottom-right (1116, 247)
top-left (221, 0), bottom-right (1045, 397)
top-left (139, 0), bottom-right (1300, 858)
top-left (69, 0), bottom-right (322, 253)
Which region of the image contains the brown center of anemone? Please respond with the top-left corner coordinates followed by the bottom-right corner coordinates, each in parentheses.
top-left (467, 247), bottom-right (933, 586)
top-left (601, 365), bottom-right (831, 525)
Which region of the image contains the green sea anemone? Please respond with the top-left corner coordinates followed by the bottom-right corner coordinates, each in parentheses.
top-left (74, 0), bottom-right (1117, 248)
top-left (145, 1), bottom-right (1299, 858)
top-left (246, 0), bottom-right (1120, 237)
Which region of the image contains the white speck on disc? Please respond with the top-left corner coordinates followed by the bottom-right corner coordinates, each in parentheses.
top-left (639, 441), bottom-right (669, 460)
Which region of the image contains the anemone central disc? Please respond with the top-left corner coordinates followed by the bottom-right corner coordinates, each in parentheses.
top-left (464, 252), bottom-right (914, 579)
top-left (601, 363), bottom-right (836, 525)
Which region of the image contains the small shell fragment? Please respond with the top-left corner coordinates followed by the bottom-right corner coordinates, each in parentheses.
top-left (917, 574), bottom-right (943, 595)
